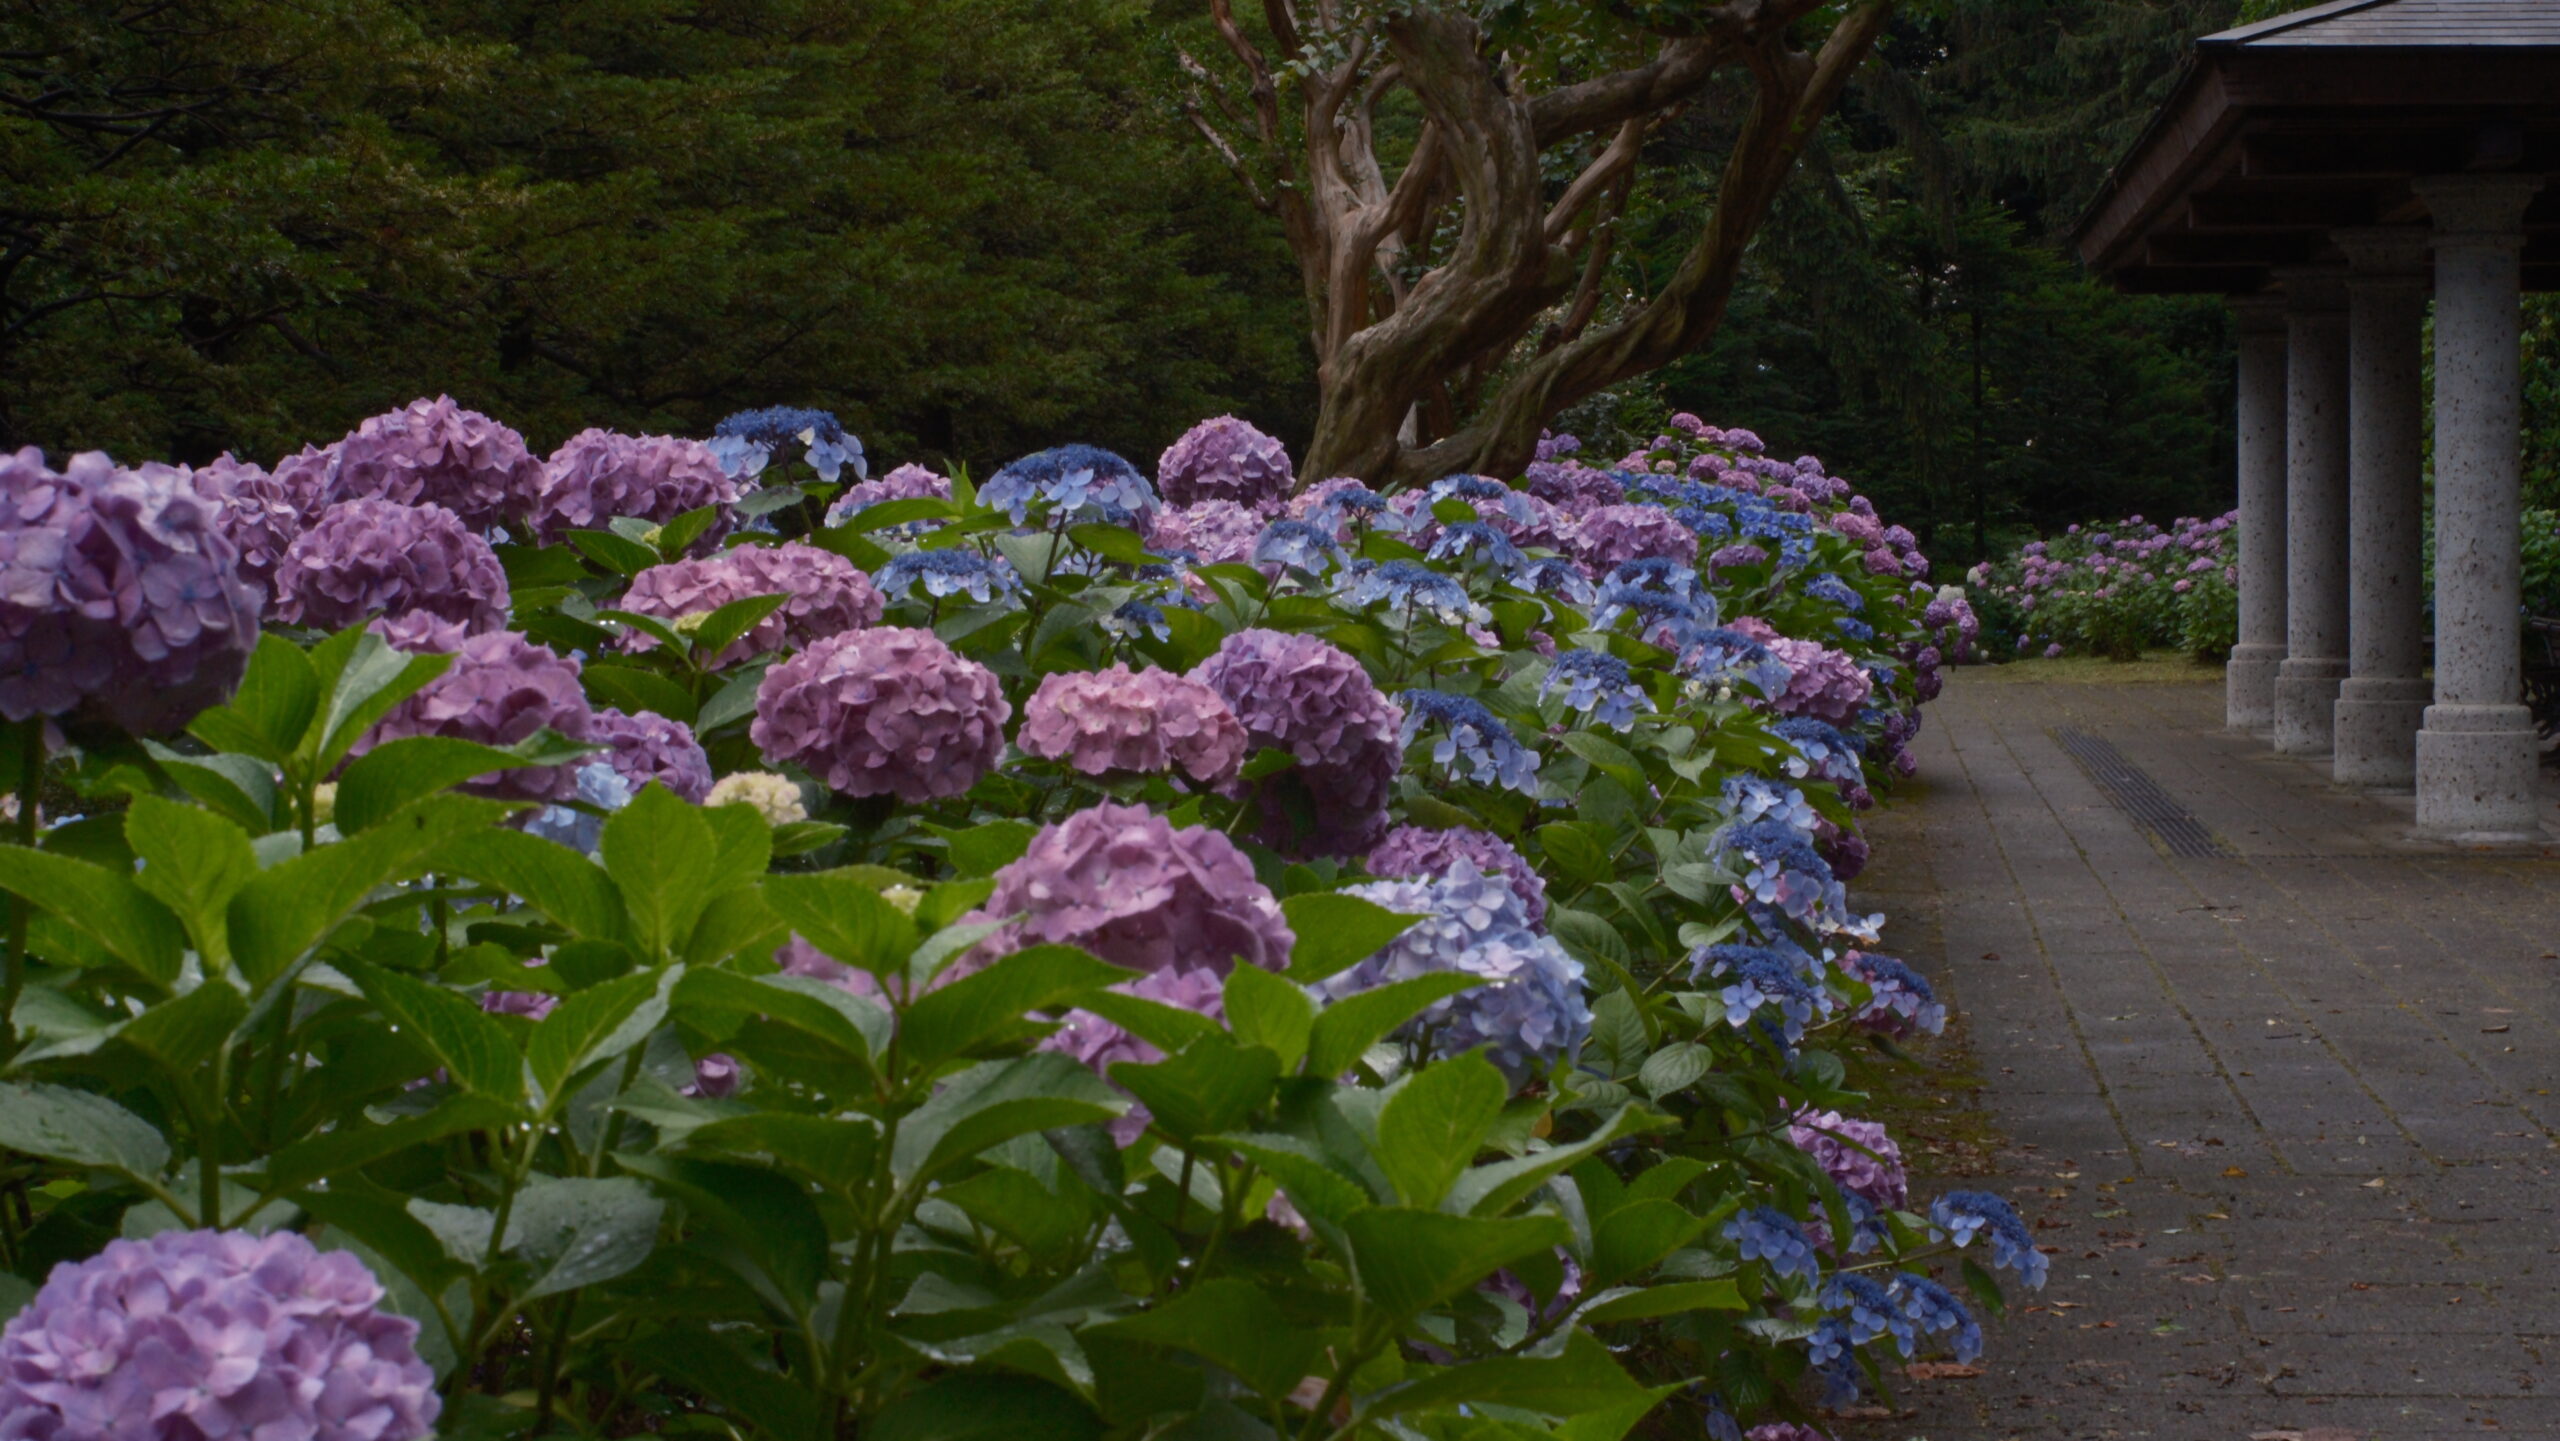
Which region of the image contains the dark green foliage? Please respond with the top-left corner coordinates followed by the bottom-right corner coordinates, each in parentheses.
top-left (0, 0), bottom-right (1310, 468)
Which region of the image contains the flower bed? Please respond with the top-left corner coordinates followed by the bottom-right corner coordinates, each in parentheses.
top-left (0, 404), bottom-right (2023, 1441)
top-left (1967, 512), bottom-right (2238, 661)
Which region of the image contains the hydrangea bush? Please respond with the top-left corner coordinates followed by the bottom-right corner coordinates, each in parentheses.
top-left (1967, 512), bottom-right (2238, 661)
top-left (0, 402), bottom-right (2037, 1441)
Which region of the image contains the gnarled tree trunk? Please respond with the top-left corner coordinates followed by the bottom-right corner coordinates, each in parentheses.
top-left (1179, 0), bottom-right (1895, 487)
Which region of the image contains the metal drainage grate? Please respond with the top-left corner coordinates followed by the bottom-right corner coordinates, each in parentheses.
top-left (2051, 727), bottom-right (2234, 858)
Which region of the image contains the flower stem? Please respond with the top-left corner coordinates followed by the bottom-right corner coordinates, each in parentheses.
top-left (2, 718), bottom-right (41, 1053)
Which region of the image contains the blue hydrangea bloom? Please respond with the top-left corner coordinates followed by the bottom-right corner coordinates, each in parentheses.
top-left (1254, 519), bottom-right (1347, 575)
top-left (980, 444), bottom-right (1157, 525)
top-left (1736, 504), bottom-right (1815, 541)
top-left (1847, 952), bottom-right (1948, 1036)
top-left (877, 549), bottom-right (1024, 606)
top-left (1677, 627), bottom-right (1791, 699)
top-left (1315, 861), bottom-right (1591, 1081)
top-left (1690, 943), bottom-right (1831, 1042)
top-left (1427, 521), bottom-right (1526, 572)
top-left (1315, 484), bottom-right (1391, 521)
top-left (1336, 559), bottom-right (1488, 627)
top-left (1672, 505), bottom-right (1730, 538)
top-left (1103, 599), bottom-right (1171, 642)
top-left (1930, 1191), bottom-right (2047, 1289)
top-left (1427, 475), bottom-right (1526, 516)
top-left (1719, 818), bottom-right (1850, 932)
top-left (1822, 1272), bottom-right (1916, 1356)
top-left (1815, 1342), bottom-right (1864, 1408)
top-left (1723, 776), bottom-right (1818, 835)
top-left (1592, 580), bottom-right (1707, 644)
top-left (1699, 1399), bottom-right (1744, 1441)
top-left (524, 761), bottom-right (633, 855)
top-left (708, 406), bottom-right (866, 483)
top-left (1511, 555), bottom-right (1596, 608)
top-left (1841, 1191), bottom-right (1892, 1255)
top-left (1835, 617), bottom-right (1875, 643)
top-left (1893, 1273), bottom-right (1982, 1362)
top-left (1724, 1206), bottom-right (1820, 1286)
top-left (1398, 689), bottom-right (1540, 794)
top-left (1541, 649), bottom-right (1647, 730)
top-left (1804, 572), bottom-right (1865, 612)
top-left (1773, 717), bottom-right (1866, 786)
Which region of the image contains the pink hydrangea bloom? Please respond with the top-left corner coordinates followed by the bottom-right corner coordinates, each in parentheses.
top-left (1042, 963), bottom-right (1226, 1145)
top-left (751, 626), bottom-right (1007, 801)
top-left (321, 395), bottom-right (540, 529)
top-left (268, 442), bottom-right (341, 512)
top-left (1018, 664), bottom-right (1247, 786)
top-left (1365, 824), bottom-right (1546, 927)
top-left (1566, 505), bottom-right (1697, 572)
top-left (963, 801), bottom-right (1294, 977)
top-left (825, 463), bottom-right (951, 524)
top-left (616, 541), bottom-right (882, 667)
top-left (1190, 628), bottom-right (1403, 857)
top-left (1156, 415), bottom-right (1294, 509)
top-left (1787, 1109), bottom-right (1907, 1209)
top-left (1147, 498), bottom-right (1266, 563)
top-left (274, 498), bottom-right (510, 635)
top-left (352, 630), bottom-right (596, 801)
top-left (1763, 637), bottom-right (1872, 726)
top-left (1523, 462), bottom-right (1626, 515)
top-left (369, 610), bottom-right (468, 654)
top-left (521, 428), bottom-right (737, 544)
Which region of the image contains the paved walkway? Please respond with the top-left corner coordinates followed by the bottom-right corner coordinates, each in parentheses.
top-left (1844, 671), bottom-right (2560, 1441)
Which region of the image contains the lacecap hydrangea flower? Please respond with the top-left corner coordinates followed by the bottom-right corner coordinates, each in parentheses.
top-left (321, 395), bottom-right (540, 530)
top-left (874, 549), bottom-right (1022, 608)
top-left (1930, 1190), bottom-right (2048, 1289)
top-left (1156, 415), bottom-right (1294, 510)
top-left (1364, 824), bottom-right (1546, 927)
top-left (0, 1228), bottom-right (440, 1441)
top-left (707, 406), bottom-right (865, 482)
top-left (1334, 559), bottom-right (1488, 628)
top-left (981, 444), bottom-right (1156, 525)
top-left (1285, 477), bottom-right (1396, 538)
top-left (521, 429), bottom-right (738, 544)
top-left (1017, 664), bottom-right (1246, 786)
top-left (1191, 628), bottom-right (1404, 858)
top-left (1251, 519), bottom-right (1346, 576)
top-left (352, 630), bottom-right (596, 802)
top-left (1397, 689), bottom-right (1540, 794)
top-left (1314, 860), bottom-right (1590, 1083)
top-left (961, 802), bottom-right (1293, 979)
top-left (1789, 1109), bottom-right (1908, 1209)
top-left (589, 707), bottom-right (714, 803)
top-left (1841, 951), bottom-right (1946, 1037)
top-left (1723, 1205), bottom-right (1821, 1285)
top-left (1689, 940), bottom-right (1833, 1043)
top-left (751, 627), bottom-right (1008, 801)
top-left (1540, 650), bottom-right (1647, 731)
top-left (0, 451), bottom-right (262, 736)
top-left (274, 498), bottom-right (509, 636)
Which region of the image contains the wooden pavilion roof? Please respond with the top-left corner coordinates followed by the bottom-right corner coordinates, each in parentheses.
top-left (2074, 0), bottom-right (2560, 295)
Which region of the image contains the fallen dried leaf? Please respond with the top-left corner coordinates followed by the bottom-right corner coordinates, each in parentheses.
top-left (1904, 1362), bottom-right (1982, 1380)
top-left (2361, 1178), bottom-right (2387, 1188)
top-left (2222, 1166), bottom-right (2248, 1178)
top-left (2482, 1024), bottom-right (2511, 1034)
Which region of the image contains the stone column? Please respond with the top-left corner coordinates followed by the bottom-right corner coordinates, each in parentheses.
top-left (2414, 174), bottom-right (2547, 839)
top-left (2331, 230), bottom-right (2431, 788)
top-left (2272, 269), bottom-right (2350, 756)
top-left (2228, 297), bottom-right (2289, 731)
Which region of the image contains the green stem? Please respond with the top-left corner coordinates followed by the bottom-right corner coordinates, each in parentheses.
top-left (3, 718), bottom-right (41, 1051)
top-left (532, 1292), bottom-right (580, 1435)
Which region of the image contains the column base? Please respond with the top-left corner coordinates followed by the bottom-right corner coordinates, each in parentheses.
top-left (2331, 676), bottom-right (2429, 788)
top-left (2273, 656), bottom-right (2349, 754)
top-left (2415, 703), bottom-right (2545, 841)
top-left (2226, 643), bottom-right (2284, 731)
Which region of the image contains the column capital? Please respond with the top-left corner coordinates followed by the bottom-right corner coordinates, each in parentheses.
top-left (2272, 266), bottom-right (2348, 313)
top-left (2414, 174), bottom-right (2545, 248)
top-left (2230, 292), bottom-right (2288, 338)
top-left (2334, 227), bottom-right (2430, 283)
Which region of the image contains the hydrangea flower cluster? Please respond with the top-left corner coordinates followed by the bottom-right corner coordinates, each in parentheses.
top-left (981, 445), bottom-right (1156, 525)
top-left (191, 457), bottom-right (303, 598)
top-left (1315, 861), bottom-right (1590, 1081)
top-left (1397, 690), bottom-right (1540, 794)
top-left (1974, 510), bottom-right (2234, 658)
top-left (1720, 818), bottom-right (1859, 935)
top-left (1018, 664), bottom-right (1247, 786)
top-left (1540, 649), bottom-right (1647, 730)
top-left (1336, 559), bottom-right (1489, 628)
top-left (1192, 629), bottom-right (1404, 857)
top-left (589, 706), bottom-right (715, 803)
top-left (523, 758), bottom-right (636, 854)
top-left (751, 627), bottom-right (1008, 802)
top-left (1147, 499), bottom-right (1266, 564)
top-left (616, 542), bottom-right (884, 667)
top-left (1723, 776), bottom-right (1818, 834)
top-left (965, 802), bottom-right (1293, 978)
top-left (1894, 1273), bottom-right (1984, 1362)
top-left (1723, 1206), bottom-right (1821, 1285)
top-left (1819, 1272), bottom-right (1911, 1354)
top-left (1690, 943), bottom-right (1831, 1043)
top-left (1513, 556), bottom-right (1595, 607)
top-left (1772, 717), bottom-right (1866, 794)
top-left (321, 395), bottom-right (541, 530)
top-left (522, 428), bottom-right (738, 543)
top-left (1426, 521), bottom-right (1526, 572)
top-left (707, 406), bottom-right (866, 482)
top-left (1251, 519), bottom-right (1346, 576)
top-left (1842, 951), bottom-right (1947, 1037)
top-left (1762, 637), bottom-right (1873, 726)
top-left (274, 498), bottom-right (510, 636)
top-left (1788, 1109), bottom-right (1908, 1209)
top-left (705, 770), bottom-right (807, 827)
top-left (1566, 505), bottom-right (1698, 571)
top-left (1363, 824), bottom-right (1547, 927)
top-left (875, 549), bottom-right (1022, 608)
top-left (1930, 1191), bottom-right (2048, 1289)
top-left (825, 463), bottom-right (951, 523)
top-left (1156, 415), bottom-right (1293, 509)
top-left (0, 451), bottom-right (262, 735)
top-left (1041, 962), bottom-right (1228, 1145)
top-left (0, 1228), bottom-right (440, 1441)
top-left (353, 630), bottom-right (596, 801)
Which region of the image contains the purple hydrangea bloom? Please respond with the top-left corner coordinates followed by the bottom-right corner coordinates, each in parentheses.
top-left (1762, 637), bottom-right (1873, 726)
top-left (751, 626), bottom-right (1007, 801)
top-left (616, 542), bottom-right (883, 668)
top-left (1789, 1109), bottom-right (1908, 1209)
top-left (1147, 499), bottom-right (1266, 564)
top-left (1567, 505), bottom-right (1697, 572)
top-left (1523, 461), bottom-right (1625, 515)
top-left (1284, 477), bottom-right (1395, 539)
top-left (1314, 861), bottom-right (1590, 1082)
top-left (1744, 1424), bottom-right (1836, 1441)
top-left (1019, 664), bottom-right (1247, 786)
top-left (274, 498), bottom-right (509, 636)
top-left (589, 707), bottom-right (714, 803)
top-left (321, 395), bottom-right (540, 529)
top-left (187, 456), bottom-right (301, 600)
top-left (0, 451), bottom-right (263, 735)
top-left (522, 429), bottom-right (738, 544)
top-left (961, 801), bottom-right (1293, 979)
top-left (1191, 628), bottom-right (1404, 858)
top-left (1156, 415), bottom-right (1293, 510)
top-left (824, 463), bottom-right (951, 526)
top-left (352, 630), bottom-right (596, 801)
top-left (267, 443), bottom-right (340, 513)
top-left (1042, 962), bottom-right (1225, 1145)
top-left (1364, 825), bottom-right (1546, 927)
top-left (0, 1228), bottom-right (439, 1441)
top-left (367, 611), bottom-right (468, 655)
top-left (1251, 519), bottom-right (1347, 576)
